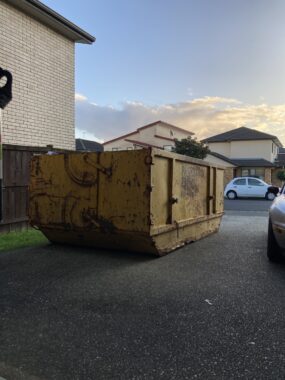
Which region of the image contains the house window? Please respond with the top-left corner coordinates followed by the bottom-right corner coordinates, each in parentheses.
top-left (241, 167), bottom-right (265, 180)
top-left (112, 148), bottom-right (119, 151)
top-left (163, 145), bottom-right (173, 151)
top-left (127, 147), bottom-right (133, 150)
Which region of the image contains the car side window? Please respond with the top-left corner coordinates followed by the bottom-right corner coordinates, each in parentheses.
top-left (248, 178), bottom-right (264, 186)
top-left (233, 179), bottom-right (246, 186)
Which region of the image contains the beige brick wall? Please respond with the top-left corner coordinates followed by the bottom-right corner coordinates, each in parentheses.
top-left (0, 1), bottom-right (75, 150)
top-left (224, 167), bottom-right (234, 187)
top-left (264, 168), bottom-right (272, 184)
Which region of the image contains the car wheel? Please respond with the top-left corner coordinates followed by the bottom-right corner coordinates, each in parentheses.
top-left (266, 192), bottom-right (276, 201)
top-left (267, 219), bottom-right (283, 262)
top-left (227, 190), bottom-right (237, 200)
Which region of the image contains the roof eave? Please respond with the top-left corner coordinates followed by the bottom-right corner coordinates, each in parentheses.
top-left (5, 0), bottom-right (95, 44)
top-left (273, 137), bottom-right (283, 148)
top-left (204, 137), bottom-right (283, 146)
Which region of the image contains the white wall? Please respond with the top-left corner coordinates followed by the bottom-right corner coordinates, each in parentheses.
top-left (207, 142), bottom-right (231, 157)
top-left (208, 140), bottom-right (279, 162)
top-left (230, 140), bottom-right (274, 161)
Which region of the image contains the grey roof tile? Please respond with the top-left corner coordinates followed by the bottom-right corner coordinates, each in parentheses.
top-left (202, 126), bottom-right (282, 147)
top-left (76, 139), bottom-right (103, 152)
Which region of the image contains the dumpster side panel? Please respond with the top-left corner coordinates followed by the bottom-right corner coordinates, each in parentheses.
top-left (151, 156), bottom-right (172, 226)
top-left (172, 160), bottom-right (208, 221)
top-left (150, 149), bottom-right (224, 254)
top-left (29, 153), bottom-right (99, 229)
top-left (215, 168), bottom-right (224, 213)
top-left (96, 150), bottom-right (151, 232)
top-left (30, 150), bottom-right (152, 249)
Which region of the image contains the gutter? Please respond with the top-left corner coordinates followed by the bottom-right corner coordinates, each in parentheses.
top-left (4, 0), bottom-right (95, 44)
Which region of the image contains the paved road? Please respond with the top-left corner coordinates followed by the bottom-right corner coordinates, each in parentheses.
top-left (224, 198), bottom-right (272, 212)
top-left (1, 213), bottom-right (285, 380)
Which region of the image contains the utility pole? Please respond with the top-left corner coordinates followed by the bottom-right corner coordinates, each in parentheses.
top-left (0, 67), bottom-right (13, 221)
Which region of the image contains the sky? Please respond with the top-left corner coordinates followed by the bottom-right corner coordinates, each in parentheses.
top-left (42, 0), bottom-right (285, 144)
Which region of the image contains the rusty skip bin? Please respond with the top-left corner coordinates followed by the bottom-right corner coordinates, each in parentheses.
top-left (29, 148), bottom-right (224, 256)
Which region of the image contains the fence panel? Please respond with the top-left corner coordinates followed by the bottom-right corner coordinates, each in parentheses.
top-left (0, 144), bottom-right (69, 233)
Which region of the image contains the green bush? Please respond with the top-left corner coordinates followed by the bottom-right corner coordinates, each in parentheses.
top-left (277, 170), bottom-right (285, 182)
top-left (173, 137), bottom-right (210, 159)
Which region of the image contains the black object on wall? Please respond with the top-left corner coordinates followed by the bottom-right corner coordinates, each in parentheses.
top-left (0, 67), bottom-right (13, 109)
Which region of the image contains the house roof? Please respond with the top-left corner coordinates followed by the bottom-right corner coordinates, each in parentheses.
top-left (103, 120), bottom-right (193, 145)
top-left (5, 0), bottom-right (95, 44)
top-left (137, 121), bottom-right (194, 135)
top-left (208, 152), bottom-right (238, 166)
top-left (209, 152), bottom-right (275, 167)
top-left (202, 126), bottom-right (283, 147)
top-left (76, 139), bottom-right (103, 152)
top-left (124, 139), bottom-right (162, 149)
top-left (230, 158), bottom-right (275, 167)
top-left (279, 147), bottom-right (285, 154)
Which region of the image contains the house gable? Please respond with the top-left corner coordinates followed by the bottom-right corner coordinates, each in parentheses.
top-left (103, 121), bottom-right (193, 151)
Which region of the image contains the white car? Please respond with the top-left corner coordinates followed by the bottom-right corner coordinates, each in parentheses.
top-left (267, 185), bottom-right (285, 262)
top-left (224, 177), bottom-right (276, 200)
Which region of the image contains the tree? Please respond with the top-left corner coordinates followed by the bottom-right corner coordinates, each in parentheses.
top-left (173, 136), bottom-right (210, 159)
top-left (277, 170), bottom-right (285, 182)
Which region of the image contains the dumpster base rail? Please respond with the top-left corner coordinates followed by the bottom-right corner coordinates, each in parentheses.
top-left (39, 212), bottom-right (222, 256)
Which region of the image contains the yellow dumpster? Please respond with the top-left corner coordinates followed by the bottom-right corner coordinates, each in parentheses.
top-left (29, 148), bottom-right (224, 256)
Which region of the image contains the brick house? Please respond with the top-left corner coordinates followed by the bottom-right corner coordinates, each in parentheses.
top-left (0, 0), bottom-right (95, 150)
top-left (203, 127), bottom-right (283, 186)
top-left (103, 121), bottom-right (194, 151)
top-left (0, 0), bottom-right (94, 232)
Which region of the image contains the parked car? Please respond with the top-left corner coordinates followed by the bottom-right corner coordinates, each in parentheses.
top-left (267, 185), bottom-right (285, 262)
top-left (224, 177), bottom-right (278, 200)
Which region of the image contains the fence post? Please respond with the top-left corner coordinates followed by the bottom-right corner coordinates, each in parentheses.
top-left (0, 68), bottom-right (13, 221)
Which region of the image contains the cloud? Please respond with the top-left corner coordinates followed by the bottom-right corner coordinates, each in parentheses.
top-left (75, 95), bottom-right (285, 145)
top-left (75, 93), bottom-right (88, 102)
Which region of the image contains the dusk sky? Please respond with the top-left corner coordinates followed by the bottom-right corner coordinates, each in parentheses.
top-left (42, 0), bottom-right (285, 144)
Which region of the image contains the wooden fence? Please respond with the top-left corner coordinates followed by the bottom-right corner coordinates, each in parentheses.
top-left (0, 144), bottom-right (69, 233)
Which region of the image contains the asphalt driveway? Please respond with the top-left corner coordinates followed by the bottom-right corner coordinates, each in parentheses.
top-left (224, 198), bottom-right (272, 212)
top-left (1, 212), bottom-right (285, 380)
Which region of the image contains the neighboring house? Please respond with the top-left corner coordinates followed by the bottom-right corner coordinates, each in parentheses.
top-left (76, 138), bottom-right (103, 152)
top-left (203, 127), bottom-right (283, 185)
top-left (0, 0), bottom-right (95, 150)
top-left (103, 121), bottom-right (194, 151)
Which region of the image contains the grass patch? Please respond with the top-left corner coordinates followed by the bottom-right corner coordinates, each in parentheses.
top-left (0, 229), bottom-right (48, 252)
